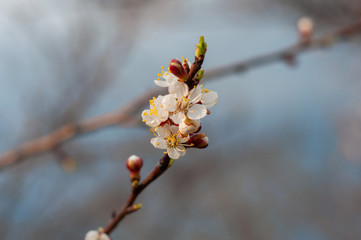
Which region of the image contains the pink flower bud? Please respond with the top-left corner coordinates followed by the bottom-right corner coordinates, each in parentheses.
top-left (169, 59), bottom-right (187, 81)
top-left (126, 155), bottom-right (143, 182)
top-left (187, 133), bottom-right (208, 149)
top-left (298, 17), bottom-right (313, 40)
top-left (179, 119), bottom-right (201, 135)
top-left (126, 155), bottom-right (143, 172)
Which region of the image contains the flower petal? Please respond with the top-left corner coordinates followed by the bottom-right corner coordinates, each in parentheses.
top-left (141, 110), bottom-right (150, 120)
top-left (170, 125), bottom-right (179, 135)
top-left (170, 111), bottom-right (185, 124)
top-left (169, 82), bottom-right (188, 99)
top-left (179, 119), bottom-right (200, 135)
top-left (154, 95), bottom-right (164, 106)
top-left (176, 145), bottom-right (186, 156)
top-left (187, 104), bottom-right (207, 120)
top-left (158, 107), bottom-right (169, 122)
top-left (142, 113), bottom-right (160, 127)
top-left (164, 72), bottom-right (178, 85)
top-left (179, 136), bottom-right (189, 143)
top-left (189, 84), bottom-right (202, 103)
top-left (154, 79), bottom-right (169, 87)
top-left (167, 147), bottom-right (180, 159)
top-left (201, 91), bottom-right (218, 108)
top-left (151, 137), bottom-right (167, 149)
top-left (162, 94), bottom-right (177, 112)
top-left (156, 124), bottom-right (171, 138)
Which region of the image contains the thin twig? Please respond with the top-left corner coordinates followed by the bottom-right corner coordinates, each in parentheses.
top-left (104, 154), bottom-right (171, 234)
top-left (205, 20), bottom-right (361, 80)
top-left (1, 19), bottom-right (361, 169)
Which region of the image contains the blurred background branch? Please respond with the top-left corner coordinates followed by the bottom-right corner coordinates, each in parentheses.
top-left (1, 19), bottom-right (361, 170)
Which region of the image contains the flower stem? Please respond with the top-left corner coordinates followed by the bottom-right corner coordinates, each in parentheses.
top-left (104, 154), bottom-right (171, 235)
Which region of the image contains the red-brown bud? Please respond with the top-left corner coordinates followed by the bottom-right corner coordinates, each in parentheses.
top-left (187, 133), bottom-right (209, 149)
top-left (126, 155), bottom-right (143, 182)
top-left (169, 59), bottom-right (187, 81)
top-left (126, 155), bottom-right (143, 172)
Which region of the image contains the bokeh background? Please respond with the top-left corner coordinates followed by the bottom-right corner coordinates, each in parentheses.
top-left (1, 0), bottom-right (361, 239)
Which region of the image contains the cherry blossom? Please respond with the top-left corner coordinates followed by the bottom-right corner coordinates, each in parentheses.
top-left (84, 230), bottom-right (111, 240)
top-left (141, 95), bottom-right (169, 127)
top-left (142, 52), bottom-right (217, 158)
top-left (167, 83), bottom-right (218, 126)
top-left (150, 123), bottom-right (189, 159)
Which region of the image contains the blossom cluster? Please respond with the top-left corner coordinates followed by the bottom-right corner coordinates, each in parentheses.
top-left (142, 57), bottom-right (217, 159)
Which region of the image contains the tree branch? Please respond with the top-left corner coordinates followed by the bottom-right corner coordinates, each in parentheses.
top-left (104, 154), bottom-right (171, 235)
top-left (205, 20), bottom-right (361, 80)
top-left (1, 19), bottom-right (361, 170)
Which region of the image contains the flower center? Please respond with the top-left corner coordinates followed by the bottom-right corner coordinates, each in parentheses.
top-left (166, 134), bottom-right (180, 147)
top-left (179, 96), bottom-right (190, 110)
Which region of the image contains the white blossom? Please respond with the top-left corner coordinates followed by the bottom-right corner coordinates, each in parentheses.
top-left (141, 95), bottom-right (169, 127)
top-left (150, 123), bottom-right (189, 159)
top-left (84, 230), bottom-right (111, 240)
top-left (166, 83), bottom-right (218, 126)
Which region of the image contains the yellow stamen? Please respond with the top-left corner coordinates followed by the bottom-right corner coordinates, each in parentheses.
top-left (202, 88), bottom-right (210, 93)
top-left (166, 134), bottom-right (180, 147)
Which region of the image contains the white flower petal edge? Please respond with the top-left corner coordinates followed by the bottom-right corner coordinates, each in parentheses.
top-left (150, 137), bottom-right (167, 149)
top-left (187, 104), bottom-right (207, 120)
top-left (167, 147), bottom-right (181, 159)
top-left (189, 84), bottom-right (202, 103)
top-left (154, 71), bottom-right (178, 87)
top-left (201, 91), bottom-right (218, 108)
top-left (154, 80), bottom-right (169, 87)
